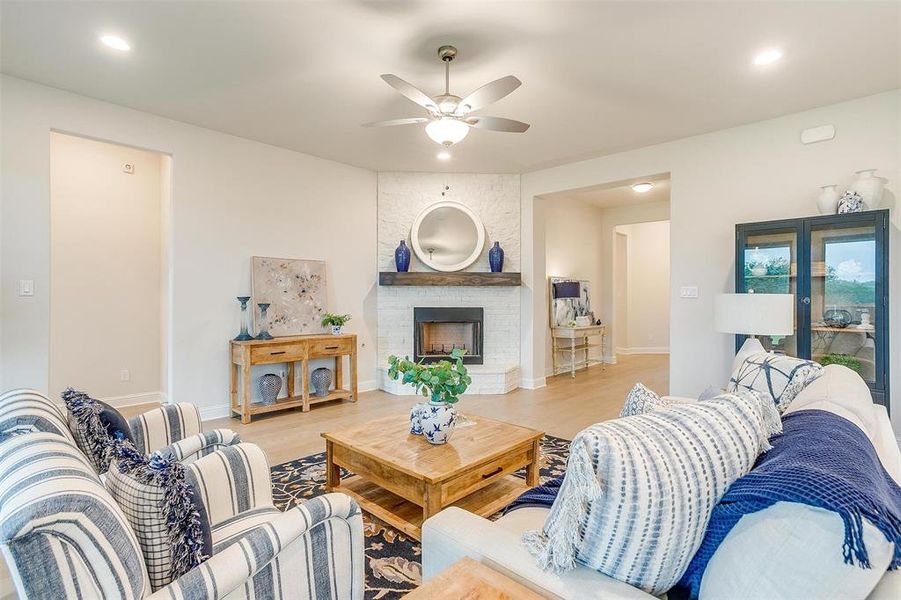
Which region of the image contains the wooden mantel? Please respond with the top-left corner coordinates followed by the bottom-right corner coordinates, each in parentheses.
top-left (378, 271), bottom-right (522, 287)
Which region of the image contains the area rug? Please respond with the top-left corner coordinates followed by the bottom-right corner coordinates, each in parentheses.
top-left (270, 434), bottom-right (570, 599)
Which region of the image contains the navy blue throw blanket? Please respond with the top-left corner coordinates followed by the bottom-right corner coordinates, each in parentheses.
top-left (504, 475), bottom-right (563, 514)
top-left (677, 409), bottom-right (901, 599)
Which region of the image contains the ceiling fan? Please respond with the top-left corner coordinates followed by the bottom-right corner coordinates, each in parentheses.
top-left (364, 45), bottom-right (530, 147)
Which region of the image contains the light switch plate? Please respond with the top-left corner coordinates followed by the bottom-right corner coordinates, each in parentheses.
top-left (18, 280), bottom-right (34, 297)
top-left (680, 286), bottom-right (699, 299)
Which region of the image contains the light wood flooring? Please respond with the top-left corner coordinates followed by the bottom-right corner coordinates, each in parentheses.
top-left (205, 354), bottom-right (668, 466)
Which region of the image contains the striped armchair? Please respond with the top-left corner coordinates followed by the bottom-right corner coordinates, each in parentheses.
top-left (0, 434), bottom-right (364, 599)
top-left (0, 388), bottom-right (240, 468)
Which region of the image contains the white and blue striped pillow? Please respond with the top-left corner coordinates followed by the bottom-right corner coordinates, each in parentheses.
top-left (526, 390), bottom-right (781, 595)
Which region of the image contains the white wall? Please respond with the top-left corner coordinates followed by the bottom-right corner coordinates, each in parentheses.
top-left (1, 75), bottom-right (378, 418)
top-left (521, 90), bottom-right (901, 433)
top-left (616, 220), bottom-right (671, 354)
top-left (49, 132), bottom-right (164, 403)
top-left (542, 196), bottom-right (605, 373)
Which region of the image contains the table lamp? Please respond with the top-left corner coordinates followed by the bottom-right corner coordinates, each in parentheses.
top-left (714, 293), bottom-right (794, 366)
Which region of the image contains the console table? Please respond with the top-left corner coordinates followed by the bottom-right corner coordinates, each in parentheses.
top-left (551, 324), bottom-right (608, 378)
top-left (230, 334), bottom-right (357, 424)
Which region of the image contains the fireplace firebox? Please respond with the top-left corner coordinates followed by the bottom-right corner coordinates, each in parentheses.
top-left (413, 307), bottom-right (484, 365)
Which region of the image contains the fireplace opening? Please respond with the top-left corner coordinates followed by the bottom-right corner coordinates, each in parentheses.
top-left (413, 307), bottom-right (483, 365)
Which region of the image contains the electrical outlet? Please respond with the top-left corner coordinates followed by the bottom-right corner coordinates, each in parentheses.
top-left (680, 286), bottom-right (699, 299)
top-left (18, 280), bottom-right (34, 297)
top-left (123, 163), bottom-right (134, 174)
top-left (120, 369), bottom-right (130, 382)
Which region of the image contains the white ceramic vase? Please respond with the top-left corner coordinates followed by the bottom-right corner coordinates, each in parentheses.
top-left (421, 401), bottom-right (457, 445)
top-left (816, 184), bottom-right (841, 215)
top-left (849, 169), bottom-right (887, 209)
top-left (409, 402), bottom-right (429, 435)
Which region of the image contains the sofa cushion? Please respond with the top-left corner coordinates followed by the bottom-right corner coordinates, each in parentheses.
top-left (62, 388), bottom-right (134, 472)
top-left (701, 501), bottom-right (893, 599)
top-left (527, 390), bottom-right (781, 595)
top-left (619, 383), bottom-right (670, 417)
top-left (727, 351), bottom-right (823, 413)
top-left (0, 388), bottom-right (74, 443)
top-left (105, 439), bottom-right (212, 591)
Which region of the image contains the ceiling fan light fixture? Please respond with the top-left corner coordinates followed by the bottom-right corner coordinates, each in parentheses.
top-left (631, 182), bottom-right (654, 193)
top-left (426, 118), bottom-right (469, 146)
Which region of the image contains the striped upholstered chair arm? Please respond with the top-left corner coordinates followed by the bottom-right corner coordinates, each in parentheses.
top-left (184, 443), bottom-right (273, 524)
top-left (0, 388), bottom-right (74, 443)
top-left (158, 429), bottom-right (243, 464)
top-left (151, 493), bottom-right (364, 600)
top-left (128, 402), bottom-right (239, 459)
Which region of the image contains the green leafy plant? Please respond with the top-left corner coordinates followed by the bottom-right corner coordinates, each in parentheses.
top-left (819, 353), bottom-right (863, 373)
top-left (320, 313), bottom-right (351, 327)
top-left (387, 349), bottom-right (472, 405)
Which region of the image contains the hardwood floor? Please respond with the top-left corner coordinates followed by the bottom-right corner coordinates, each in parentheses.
top-left (206, 354), bottom-right (668, 466)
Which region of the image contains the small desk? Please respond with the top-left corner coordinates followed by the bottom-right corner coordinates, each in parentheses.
top-left (230, 334), bottom-right (357, 424)
top-left (407, 557), bottom-right (544, 599)
top-left (551, 325), bottom-right (608, 378)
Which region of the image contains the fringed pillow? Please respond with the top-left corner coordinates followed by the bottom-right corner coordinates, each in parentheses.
top-left (524, 390), bottom-right (782, 596)
top-left (105, 439), bottom-right (212, 591)
top-left (619, 383), bottom-right (670, 417)
top-left (62, 387), bottom-right (134, 472)
top-left (727, 351), bottom-right (823, 413)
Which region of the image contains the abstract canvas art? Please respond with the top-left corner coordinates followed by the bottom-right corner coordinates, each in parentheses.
top-left (251, 257), bottom-right (327, 337)
top-left (549, 276), bottom-right (592, 327)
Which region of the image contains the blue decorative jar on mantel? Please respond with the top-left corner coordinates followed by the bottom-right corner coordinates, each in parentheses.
top-left (395, 240), bottom-right (411, 272)
top-left (488, 241), bottom-right (504, 273)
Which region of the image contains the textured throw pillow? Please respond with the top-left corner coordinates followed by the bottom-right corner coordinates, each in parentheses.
top-left (619, 383), bottom-right (670, 417)
top-left (106, 439), bottom-right (212, 591)
top-left (727, 351), bottom-right (823, 413)
top-left (62, 387), bottom-right (134, 472)
top-left (524, 390), bottom-right (782, 595)
top-left (698, 385), bottom-right (724, 401)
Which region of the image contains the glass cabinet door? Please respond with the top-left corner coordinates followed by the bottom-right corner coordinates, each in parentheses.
top-left (737, 225), bottom-right (800, 356)
top-left (808, 219), bottom-right (885, 392)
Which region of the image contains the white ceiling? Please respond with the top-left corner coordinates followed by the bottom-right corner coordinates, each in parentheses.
top-left (549, 174), bottom-right (671, 210)
top-left (2, 1), bottom-right (898, 173)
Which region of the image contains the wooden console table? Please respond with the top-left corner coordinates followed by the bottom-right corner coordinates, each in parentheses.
top-left (230, 334), bottom-right (357, 424)
top-left (551, 324), bottom-right (607, 378)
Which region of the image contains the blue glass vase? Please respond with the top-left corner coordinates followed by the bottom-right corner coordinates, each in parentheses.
top-left (489, 241), bottom-right (504, 273)
top-left (395, 240), bottom-right (411, 272)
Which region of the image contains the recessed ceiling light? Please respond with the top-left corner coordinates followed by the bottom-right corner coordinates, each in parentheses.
top-left (631, 182), bottom-right (654, 193)
top-left (753, 48), bottom-right (782, 67)
top-left (100, 35), bottom-right (131, 51)
top-left (437, 151), bottom-right (452, 161)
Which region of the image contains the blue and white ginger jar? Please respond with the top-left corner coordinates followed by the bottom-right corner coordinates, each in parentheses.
top-left (410, 402), bottom-right (430, 435)
top-left (421, 401), bottom-right (457, 445)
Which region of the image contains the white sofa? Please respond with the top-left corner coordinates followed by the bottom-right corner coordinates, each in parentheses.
top-left (422, 365), bottom-right (901, 599)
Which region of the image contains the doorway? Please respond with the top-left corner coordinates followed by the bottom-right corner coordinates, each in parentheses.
top-left (49, 132), bottom-right (171, 406)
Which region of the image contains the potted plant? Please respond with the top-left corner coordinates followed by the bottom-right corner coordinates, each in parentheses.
top-left (321, 313), bottom-right (351, 335)
top-left (819, 353), bottom-right (863, 373)
top-left (387, 349), bottom-right (471, 444)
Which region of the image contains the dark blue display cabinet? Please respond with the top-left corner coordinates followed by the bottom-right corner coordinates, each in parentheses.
top-left (735, 210), bottom-right (890, 408)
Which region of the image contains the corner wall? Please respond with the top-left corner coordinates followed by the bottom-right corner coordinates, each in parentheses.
top-left (521, 90), bottom-right (901, 433)
top-left (1, 75), bottom-right (378, 418)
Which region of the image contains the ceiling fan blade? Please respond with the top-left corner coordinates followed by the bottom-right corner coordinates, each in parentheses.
top-left (464, 116), bottom-right (530, 133)
top-left (457, 75), bottom-right (521, 113)
top-left (380, 74), bottom-right (438, 112)
top-left (362, 117), bottom-right (429, 127)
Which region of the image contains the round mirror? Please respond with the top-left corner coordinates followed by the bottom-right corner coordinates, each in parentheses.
top-left (411, 201), bottom-right (485, 272)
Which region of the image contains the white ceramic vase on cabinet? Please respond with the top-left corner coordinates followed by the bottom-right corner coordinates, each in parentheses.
top-left (849, 169), bottom-right (887, 209)
top-left (816, 185), bottom-right (841, 215)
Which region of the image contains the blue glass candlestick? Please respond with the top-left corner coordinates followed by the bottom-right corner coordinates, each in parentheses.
top-left (234, 296), bottom-right (254, 341)
top-left (255, 303), bottom-right (273, 340)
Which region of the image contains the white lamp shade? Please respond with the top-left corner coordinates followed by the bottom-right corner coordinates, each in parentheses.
top-left (426, 118), bottom-right (470, 146)
top-left (714, 293), bottom-right (794, 336)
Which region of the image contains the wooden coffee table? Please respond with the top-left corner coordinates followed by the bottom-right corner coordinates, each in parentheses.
top-left (322, 414), bottom-right (544, 541)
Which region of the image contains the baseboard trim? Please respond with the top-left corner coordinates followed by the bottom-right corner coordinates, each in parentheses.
top-left (521, 377), bottom-right (547, 390)
top-left (100, 391), bottom-right (166, 408)
top-left (616, 347), bottom-right (670, 355)
top-left (198, 380), bottom-right (379, 422)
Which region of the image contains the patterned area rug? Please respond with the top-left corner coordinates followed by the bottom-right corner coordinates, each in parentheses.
top-left (270, 434), bottom-right (570, 599)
